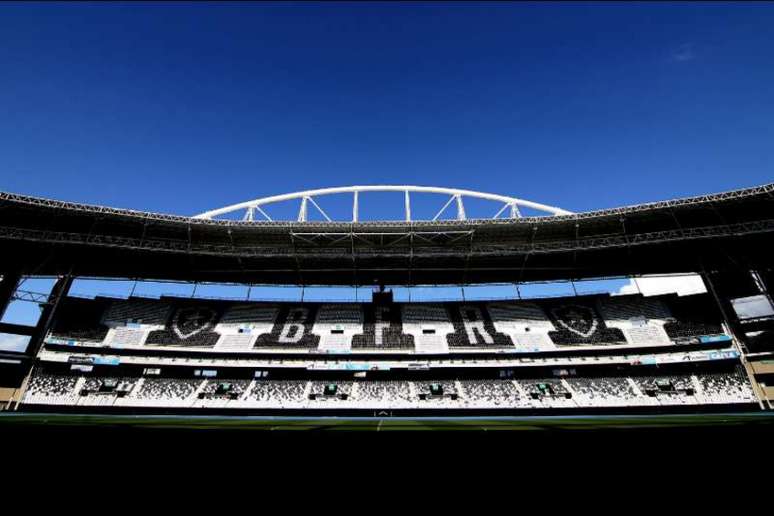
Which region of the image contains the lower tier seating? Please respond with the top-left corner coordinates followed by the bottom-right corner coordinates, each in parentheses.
top-left (22, 368), bottom-right (757, 410)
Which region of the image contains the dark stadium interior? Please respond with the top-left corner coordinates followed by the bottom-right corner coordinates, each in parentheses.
top-left (0, 184), bottom-right (772, 285)
top-left (0, 183), bottom-right (773, 429)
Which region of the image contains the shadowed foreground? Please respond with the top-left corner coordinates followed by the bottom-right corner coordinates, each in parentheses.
top-left (3, 412), bottom-right (773, 431)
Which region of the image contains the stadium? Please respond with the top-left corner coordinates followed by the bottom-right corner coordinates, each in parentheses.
top-left (1, 183), bottom-right (772, 431)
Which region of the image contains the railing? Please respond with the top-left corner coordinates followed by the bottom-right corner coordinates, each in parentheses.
top-left (61, 289), bottom-right (615, 304)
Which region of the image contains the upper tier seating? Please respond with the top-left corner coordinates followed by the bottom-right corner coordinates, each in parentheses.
top-left (254, 305), bottom-right (320, 349)
top-left (598, 296), bottom-right (672, 346)
top-left (215, 304), bottom-right (278, 350)
top-left (314, 304), bottom-right (362, 351)
top-left (352, 304), bottom-right (414, 350)
top-left (103, 298), bottom-right (172, 326)
top-left (446, 303), bottom-right (514, 348)
top-left (488, 302), bottom-right (556, 351)
top-left (402, 304), bottom-right (453, 353)
top-left (46, 292), bottom-right (728, 352)
top-left (662, 294), bottom-right (724, 340)
top-left (541, 298), bottom-right (628, 346)
top-left (145, 303), bottom-right (223, 348)
top-left (49, 297), bottom-right (111, 343)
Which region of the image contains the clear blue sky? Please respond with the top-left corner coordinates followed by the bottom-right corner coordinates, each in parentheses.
top-left (1, 2), bottom-right (773, 336)
top-left (1, 2), bottom-right (772, 215)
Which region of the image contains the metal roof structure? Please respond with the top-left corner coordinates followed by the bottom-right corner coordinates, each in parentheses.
top-left (192, 185), bottom-right (573, 222)
top-left (0, 183), bottom-right (772, 285)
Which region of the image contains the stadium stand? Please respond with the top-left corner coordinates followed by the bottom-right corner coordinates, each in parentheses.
top-left (352, 381), bottom-right (414, 407)
top-left (49, 297), bottom-right (111, 343)
top-left (520, 379), bottom-right (576, 408)
top-left (598, 295), bottom-right (672, 346)
top-left (401, 304), bottom-right (453, 353)
top-left (662, 294), bottom-right (725, 341)
top-left (23, 373), bottom-right (81, 406)
top-left (254, 305), bottom-right (320, 349)
top-left (45, 293), bottom-right (731, 355)
top-left (566, 377), bottom-right (641, 407)
top-left (314, 304), bottom-right (361, 352)
top-left (145, 303), bottom-right (223, 348)
top-left (198, 379), bottom-right (251, 400)
top-left (125, 378), bottom-right (202, 407)
top-left (246, 380), bottom-right (308, 406)
top-left (541, 298), bottom-right (628, 346)
top-left (5, 183), bottom-right (772, 422)
top-left (308, 381), bottom-right (353, 401)
top-left (215, 303), bottom-right (277, 350)
top-left (488, 302), bottom-right (556, 351)
top-left (446, 303), bottom-right (513, 348)
top-left (103, 298), bottom-right (172, 327)
top-left (352, 304), bottom-right (414, 350)
top-left (697, 367), bottom-right (757, 404)
top-left (631, 375), bottom-right (698, 406)
top-left (21, 367), bottom-right (757, 412)
top-left (458, 380), bottom-right (523, 407)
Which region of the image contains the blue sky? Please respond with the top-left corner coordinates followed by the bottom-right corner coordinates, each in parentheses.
top-left (1, 3), bottom-right (772, 340)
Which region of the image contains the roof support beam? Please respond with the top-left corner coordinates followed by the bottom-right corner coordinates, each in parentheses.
top-left (456, 195), bottom-right (466, 221)
top-left (433, 195), bottom-right (456, 221)
top-left (298, 197), bottom-right (308, 222)
top-left (254, 205), bottom-right (272, 221)
top-left (306, 196), bottom-right (332, 222)
top-left (194, 185), bottom-right (573, 220)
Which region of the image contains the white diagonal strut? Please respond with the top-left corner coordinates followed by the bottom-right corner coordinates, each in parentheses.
top-left (254, 205), bottom-right (273, 221)
top-left (306, 196), bottom-right (332, 222)
top-left (492, 202), bottom-right (510, 219)
top-left (433, 195), bottom-right (457, 221)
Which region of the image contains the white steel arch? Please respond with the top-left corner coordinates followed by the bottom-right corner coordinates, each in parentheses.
top-left (193, 185), bottom-right (572, 222)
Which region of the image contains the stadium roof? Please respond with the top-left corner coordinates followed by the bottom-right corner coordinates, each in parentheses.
top-left (193, 185), bottom-right (573, 221)
top-left (0, 183), bottom-right (772, 286)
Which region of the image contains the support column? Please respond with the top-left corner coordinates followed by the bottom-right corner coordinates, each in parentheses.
top-left (26, 275), bottom-right (73, 358)
top-left (8, 275), bottom-right (73, 411)
top-left (701, 268), bottom-right (768, 409)
top-left (752, 270), bottom-right (774, 310)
